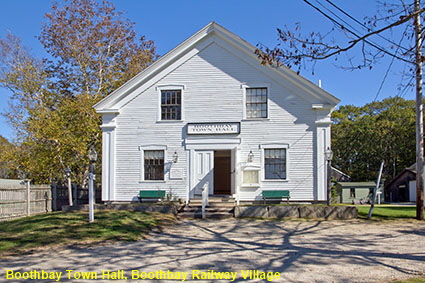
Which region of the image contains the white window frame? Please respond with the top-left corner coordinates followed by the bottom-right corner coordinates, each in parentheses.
top-left (139, 145), bottom-right (167, 182)
top-left (241, 165), bottom-right (261, 188)
top-left (156, 85), bottom-right (185, 122)
top-left (260, 143), bottom-right (289, 182)
top-left (242, 83), bottom-right (271, 120)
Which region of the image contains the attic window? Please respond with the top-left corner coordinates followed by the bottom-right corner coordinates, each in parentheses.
top-left (161, 90), bottom-right (181, 120)
top-left (246, 87), bottom-right (268, 119)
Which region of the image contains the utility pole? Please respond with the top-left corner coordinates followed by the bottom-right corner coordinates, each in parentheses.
top-left (414, 0), bottom-right (424, 220)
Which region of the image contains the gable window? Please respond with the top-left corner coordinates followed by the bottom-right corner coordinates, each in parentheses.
top-left (246, 87), bottom-right (267, 118)
top-left (161, 90), bottom-right (181, 120)
top-left (264, 148), bottom-right (286, 180)
top-left (144, 150), bottom-right (164, 180)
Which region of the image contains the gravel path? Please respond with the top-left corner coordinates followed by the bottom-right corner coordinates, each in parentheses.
top-left (1, 219), bottom-right (424, 283)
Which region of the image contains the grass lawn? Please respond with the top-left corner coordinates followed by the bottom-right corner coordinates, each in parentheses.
top-left (0, 210), bottom-right (175, 256)
top-left (356, 205), bottom-right (421, 219)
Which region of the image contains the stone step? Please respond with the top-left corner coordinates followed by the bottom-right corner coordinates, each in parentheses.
top-left (178, 211), bottom-right (234, 219)
top-left (189, 197), bottom-right (235, 207)
top-left (181, 207), bottom-right (234, 213)
top-left (177, 204), bottom-right (235, 219)
top-left (188, 202), bottom-right (235, 208)
top-left (192, 196), bottom-right (235, 201)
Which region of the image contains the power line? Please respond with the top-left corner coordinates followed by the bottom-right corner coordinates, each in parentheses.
top-left (315, 0), bottom-right (410, 71)
top-left (324, 0), bottom-right (411, 53)
top-left (302, 0), bottom-right (413, 64)
top-left (374, 24), bottom-right (409, 101)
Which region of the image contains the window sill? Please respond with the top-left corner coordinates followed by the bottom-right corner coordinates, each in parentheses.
top-left (139, 180), bottom-right (166, 183)
top-left (242, 118), bottom-right (270, 122)
top-left (262, 179), bottom-right (289, 182)
top-left (241, 183), bottom-right (260, 188)
top-left (156, 120), bottom-right (184, 124)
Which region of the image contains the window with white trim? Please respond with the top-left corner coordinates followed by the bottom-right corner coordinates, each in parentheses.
top-left (264, 148), bottom-right (287, 180)
top-left (246, 87), bottom-right (268, 118)
top-left (144, 150), bottom-right (164, 180)
top-left (161, 90), bottom-right (181, 120)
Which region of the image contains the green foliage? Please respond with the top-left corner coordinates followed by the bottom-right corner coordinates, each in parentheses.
top-left (332, 97), bottom-right (416, 182)
top-left (39, 0), bottom-right (157, 97)
top-left (0, 136), bottom-right (17, 178)
top-left (0, 0), bottom-right (157, 183)
top-left (0, 210), bottom-right (175, 256)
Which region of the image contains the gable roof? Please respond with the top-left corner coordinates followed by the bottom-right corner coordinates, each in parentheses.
top-left (94, 22), bottom-right (340, 112)
top-left (384, 168), bottom-right (416, 189)
top-left (331, 166), bottom-right (351, 178)
top-left (336, 181), bottom-right (376, 188)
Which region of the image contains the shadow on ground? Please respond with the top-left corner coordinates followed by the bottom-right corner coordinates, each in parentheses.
top-left (1, 219), bottom-right (424, 282)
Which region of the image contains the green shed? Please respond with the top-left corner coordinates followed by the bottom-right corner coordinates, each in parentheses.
top-left (335, 182), bottom-right (377, 204)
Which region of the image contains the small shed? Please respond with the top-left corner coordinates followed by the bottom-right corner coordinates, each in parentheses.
top-left (384, 168), bottom-right (416, 202)
top-left (331, 167), bottom-right (351, 182)
top-left (335, 181), bottom-right (376, 204)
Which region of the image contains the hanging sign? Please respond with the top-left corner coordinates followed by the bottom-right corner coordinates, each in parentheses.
top-left (187, 122), bottom-right (240, 135)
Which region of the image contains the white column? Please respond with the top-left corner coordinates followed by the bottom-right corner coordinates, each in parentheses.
top-left (101, 129), bottom-right (115, 202)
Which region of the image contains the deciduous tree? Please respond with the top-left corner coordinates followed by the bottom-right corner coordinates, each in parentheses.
top-left (332, 97), bottom-right (416, 182)
top-left (0, 0), bottom-right (157, 184)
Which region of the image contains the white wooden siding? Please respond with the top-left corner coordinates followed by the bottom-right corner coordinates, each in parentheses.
top-left (111, 36), bottom-right (326, 202)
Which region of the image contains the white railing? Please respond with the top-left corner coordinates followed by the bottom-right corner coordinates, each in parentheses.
top-left (201, 183), bottom-right (209, 219)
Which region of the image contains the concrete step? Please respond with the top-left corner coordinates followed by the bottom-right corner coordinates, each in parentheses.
top-left (189, 197), bottom-right (235, 207)
top-left (181, 207), bottom-right (234, 213)
top-left (188, 202), bottom-right (235, 208)
top-left (192, 195), bottom-right (234, 201)
top-left (178, 211), bottom-right (234, 219)
top-left (178, 204), bottom-right (235, 219)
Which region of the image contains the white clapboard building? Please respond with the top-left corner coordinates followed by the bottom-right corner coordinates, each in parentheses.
top-left (94, 22), bottom-right (340, 204)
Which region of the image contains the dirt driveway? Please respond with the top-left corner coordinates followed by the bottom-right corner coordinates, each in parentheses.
top-left (1, 219), bottom-right (424, 283)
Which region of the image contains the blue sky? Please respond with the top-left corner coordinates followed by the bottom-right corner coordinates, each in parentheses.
top-left (0, 0), bottom-right (415, 140)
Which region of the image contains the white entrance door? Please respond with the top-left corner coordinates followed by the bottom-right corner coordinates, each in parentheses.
top-left (194, 150), bottom-right (214, 196)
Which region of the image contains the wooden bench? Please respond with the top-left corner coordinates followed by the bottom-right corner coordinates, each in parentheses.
top-left (262, 190), bottom-right (290, 204)
top-left (138, 190), bottom-right (166, 202)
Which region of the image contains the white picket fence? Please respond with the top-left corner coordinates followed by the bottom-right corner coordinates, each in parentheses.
top-left (0, 184), bottom-right (52, 221)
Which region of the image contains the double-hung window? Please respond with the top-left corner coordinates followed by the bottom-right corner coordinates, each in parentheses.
top-left (161, 90), bottom-right (181, 120)
top-left (144, 150), bottom-right (164, 180)
top-left (264, 148), bottom-right (287, 180)
top-left (246, 87), bottom-right (268, 119)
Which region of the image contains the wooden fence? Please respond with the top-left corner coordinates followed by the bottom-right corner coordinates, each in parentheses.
top-left (0, 184), bottom-right (52, 221)
top-left (0, 182), bottom-right (102, 221)
top-left (51, 183), bottom-right (101, 211)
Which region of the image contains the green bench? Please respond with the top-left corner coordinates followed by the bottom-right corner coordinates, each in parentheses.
top-left (262, 190), bottom-right (290, 204)
top-left (138, 190), bottom-right (166, 202)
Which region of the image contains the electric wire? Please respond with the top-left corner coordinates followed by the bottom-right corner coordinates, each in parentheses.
top-left (374, 24), bottom-right (409, 101)
top-left (324, 0), bottom-right (411, 52)
top-left (302, 0), bottom-right (413, 64)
